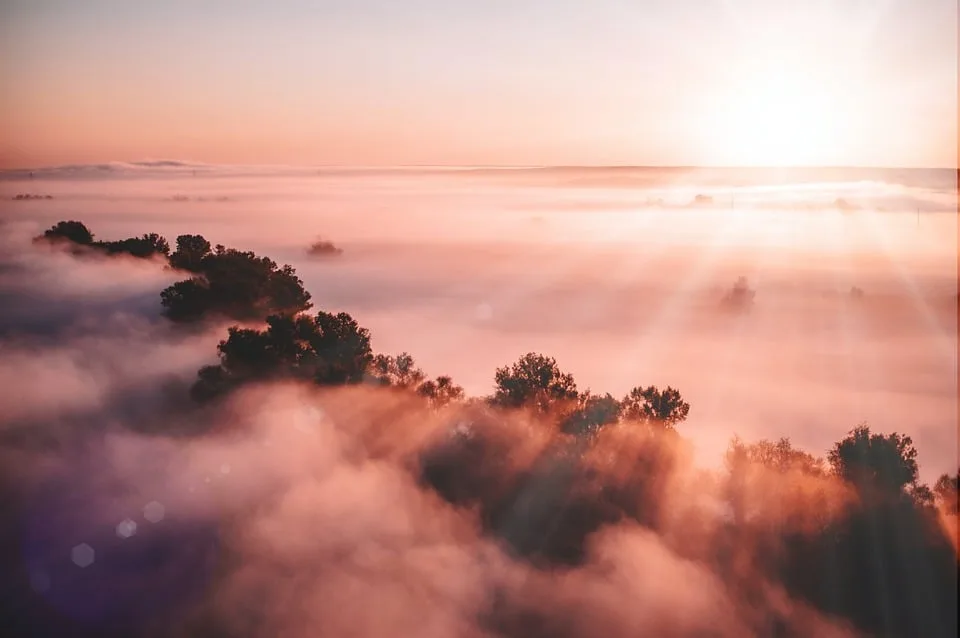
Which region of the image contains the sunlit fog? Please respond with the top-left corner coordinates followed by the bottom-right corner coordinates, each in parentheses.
top-left (0, 163), bottom-right (956, 638)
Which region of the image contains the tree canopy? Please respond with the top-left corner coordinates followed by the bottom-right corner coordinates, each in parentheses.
top-left (933, 470), bottom-right (958, 513)
top-left (490, 353), bottom-right (690, 436)
top-left (161, 241), bottom-right (312, 323)
top-left (828, 423), bottom-right (920, 497)
top-left (34, 220), bottom-right (169, 259)
top-left (168, 234), bottom-right (212, 272)
top-left (34, 220), bottom-right (94, 246)
top-left (619, 385), bottom-right (690, 428)
top-left (96, 233), bottom-right (170, 259)
top-left (191, 311), bottom-right (373, 402)
top-left (725, 435), bottom-right (826, 477)
top-left (491, 352), bottom-right (579, 413)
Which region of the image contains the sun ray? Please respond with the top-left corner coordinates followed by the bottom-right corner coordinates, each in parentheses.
top-left (854, 208), bottom-right (956, 367)
top-left (605, 187), bottom-right (758, 391)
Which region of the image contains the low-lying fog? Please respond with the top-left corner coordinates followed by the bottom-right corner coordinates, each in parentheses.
top-left (0, 165), bottom-right (956, 638)
top-left (2, 167), bottom-right (955, 479)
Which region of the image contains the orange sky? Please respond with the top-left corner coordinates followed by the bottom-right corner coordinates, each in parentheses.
top-left (0, 0), bottom-right (957, 169)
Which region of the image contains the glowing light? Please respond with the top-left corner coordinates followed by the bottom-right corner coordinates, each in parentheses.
top-left (708, 61), bottom-right (846, 167)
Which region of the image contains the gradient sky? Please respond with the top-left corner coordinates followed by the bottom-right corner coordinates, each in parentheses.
top-left (0, 0), bottom-right (956, 168)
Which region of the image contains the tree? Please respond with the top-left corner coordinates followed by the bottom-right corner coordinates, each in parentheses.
top-left (369, 352), bottom-right (425, 388)
top-left (933, 470), bottom-right (958, 513)
top-left (32, 221), bottom-right (169, 258)
top-left (619, 385), bottom-right (689, 428)
top-left (721, 276), bottom-right (756, 313)
top-left (306, 238), bottom-right (344, 258)
top-left (367, 352), bottom-right (465, 407)
top-left (828, 424), bottom-right (919, 497)
top-left (169, 234), bottom-right (212, 272)
top-left (491, 353), bottom-right (579, 414)
top-left (303, 311), bottom-right (374, 384)
top-left (161, 246), bottom-right (312, 323)
top-left (724, 436), bottom-right (825, 476)
top-left (159, 279), bottom-right (211, 322)
top-left (191, 311), bottom-right (373, 401)
top-left (33, 220), bottom-right (94, 245)
top-left (417, 375), bottom-right (465, 408)
top-left (96, 233), bottom-right (170, 258)
top-left (560, 392), bottom-right (621, 436)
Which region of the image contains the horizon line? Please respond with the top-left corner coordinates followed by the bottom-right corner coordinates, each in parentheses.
top-left (1, 160), bottom-right (957, 173)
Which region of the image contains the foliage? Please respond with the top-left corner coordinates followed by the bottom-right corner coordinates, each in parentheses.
top-left (169, 234), bottom-right (212, 272)
top-left (368, 352), bottom-right (425, 388)
top-left (724, 436), bottom-right (825, 477)
top-left (368, 352), bottom-right (465, 408)
top-left (491, 352), bottom-right (579, 414)
top-left (95, 233), bottom-right (170, 259)
top-left (33, 220), bottom-right (95, 246)
top-left (619, 385), bottom-right (690, 428)
top-left (34, 220), bottom-right (168, 259)
top-left (560, 392), bottom-right (621, 436)
top-left (933, 470), bottom-right (958, 512)
top-left (191, 311), bottom-right (372, 401)
top-left (416, 375), bottom-right (465, 408)
top-left (828, 423), bottom-right (919, 496)
top-left (161, 242), bottom-right (312, 323)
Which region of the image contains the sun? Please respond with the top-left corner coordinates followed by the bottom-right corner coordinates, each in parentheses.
top-left (707, 63), bottom-right (846, 167)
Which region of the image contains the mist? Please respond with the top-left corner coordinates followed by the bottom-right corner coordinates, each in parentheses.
top-left (3, 166), bottom-right (954, 477)
top-left (0, 165), bottom-right (956, 637)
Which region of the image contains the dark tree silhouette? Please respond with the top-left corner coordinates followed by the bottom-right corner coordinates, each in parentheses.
top-left (368, 352), bottom-right (425, 388)
top-left (191, 311), bottom-right (373, 401)
top-left (721, 276), bottom-right (756, 312)
top-left (306, 238), bottom-right (344, 258)
top-left (368, 352), bottom-right (465, 408)
top-left (796, 426), bottom-right (958, 638)
top-left (719, 431), bottom-right (957, 638)
top-left (933, 470), bottom-right (958, 513)
top-left (828, 423), bottom-right (919, 497)
top-left (491, 353), bottom-right (579, 414)
top-left (619, 385), bottom-right (690, 428)
top-left (724, 435), bottom-right (825, 476)
top-left (33, 220), bottom-right (94, 245)
top-left (159, 279), bottom-right (211, 322)
top-left (417, 376), bottom-right (465, 408)
top-left (33, 221), bottom-right (168, 259)
top-left (96, 233), bottom-right (170, 259)
top-left (560, 392), bottom-right (621, 436)
top-left (169, 234), bottom-right (212, 272)
top-left (161, 245), bottom-right (312, 323)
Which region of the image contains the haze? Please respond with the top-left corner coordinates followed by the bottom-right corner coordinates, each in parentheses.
top-left (1, 0), bottom-right (957, 168)
top-left (2, 165), bottom-right (956, 477)
top-left (1, 1), bottom-right (958, 637)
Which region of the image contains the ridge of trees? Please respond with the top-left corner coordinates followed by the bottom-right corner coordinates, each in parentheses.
top-left (27, 219), bottom-right (960, 638)
top-left (161, 236), bottom-right (312, 323)
top-left (34, 221), bottom-right (313, 323)
top-left (34, 220), bottom-right (170, 259)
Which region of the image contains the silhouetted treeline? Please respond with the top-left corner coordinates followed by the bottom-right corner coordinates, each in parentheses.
top-left (34, 222), bottom-right (313, 323)
top-left (20, 220), bottom-right (960, 638)
top-left (33, 221), bottom-right (169, 259)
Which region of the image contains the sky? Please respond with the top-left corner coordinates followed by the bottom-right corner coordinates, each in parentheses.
top-left (0, 0), bottom-right (956, 169)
